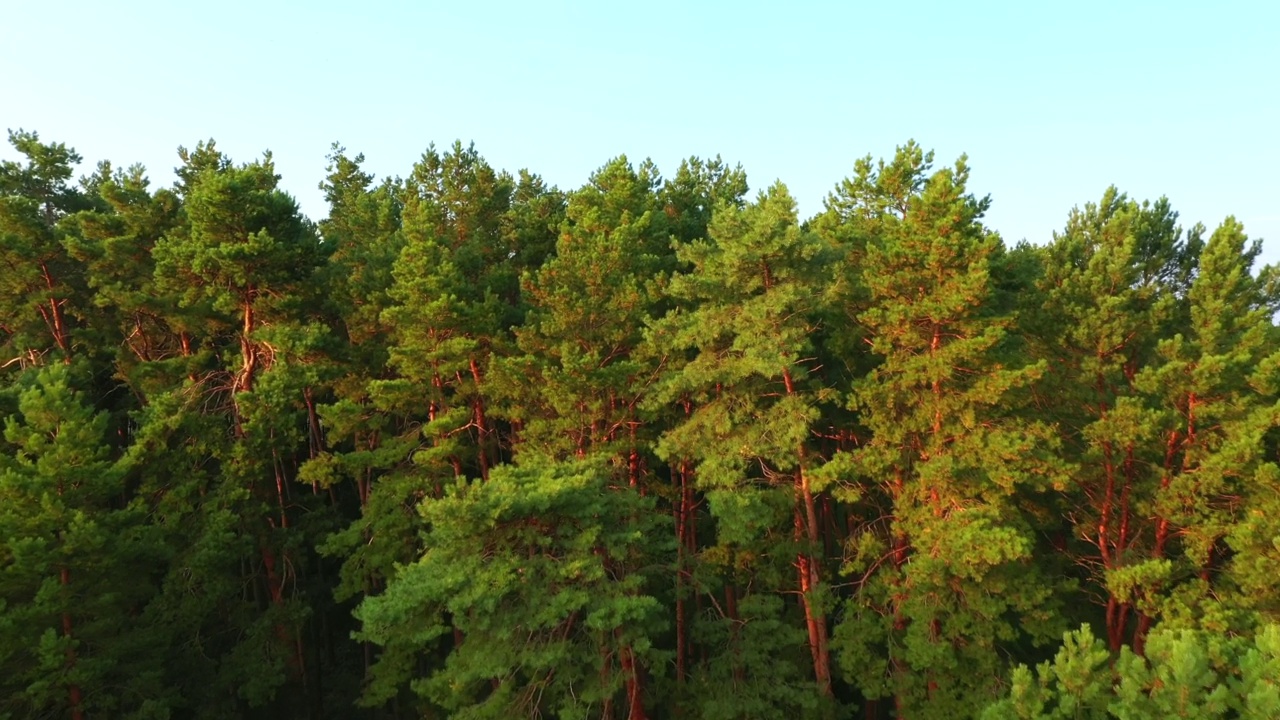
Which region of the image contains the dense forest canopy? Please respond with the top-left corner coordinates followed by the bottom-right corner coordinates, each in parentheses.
top-left (1, 128), bottom-right (1279, 719)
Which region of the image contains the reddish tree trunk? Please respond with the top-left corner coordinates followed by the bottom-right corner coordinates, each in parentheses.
top-left (674, 461), bottom-right (691, 684)
top-left (795, 509), bottom-right (833, 696)
top-left (619, 639), bottom-right (646, 720)
top-left (40, 262), bottom-right (72, 363)
top-left (782, 368), bottom-right (833, 696)
top-left (238, 299), bottom-right (257, 393)
top-left (468, 356), bottom-right (491, 480)
top-left (261, 544), bottom-right (304, 674)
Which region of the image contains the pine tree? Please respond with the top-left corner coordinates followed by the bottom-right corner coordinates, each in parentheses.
top-left (648, 155), bottom-right (751, 698)
top-left (647, 181), bottom-right (838, 705)
top-left (374, 142), bottom-right (521, 482)
top-left (832, 144), bottom-right (1067, 718)
top-left (355, 459), bottom-right (669, 719)
top-left (61, 163), bottom-right (187, 391)
top-left (493, 156), bottom-right (668, 468)
top-left (1127, 217), bottom-right (1280, 645)
top-left (0, 366), bottom-right (172, 719)
top-left (0, 130), bottom-right (95, 367)
top-left (310, 143), bottom-right (567, 713)
top-left (153, 141), bottom-right (325, 409)
top-left (316, 144), bottom-right (404, 363)
top-left (980, 625), bottom-right (1113, 720)
top-left (146, 142), bottom-right (331, 714)
top-left (1028, 188), bottom-right (1202, 651)
top-left (984, 623), bottom-right (1280, 719)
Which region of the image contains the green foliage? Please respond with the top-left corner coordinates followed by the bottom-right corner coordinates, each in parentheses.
top-left (647, 180), bottom-right (840, 698)
top-left (985, 624), bottom-right (1280, 719)
top-left (0, 365), bottom-right (174, 718)
top-left (155, 143), bottom-right (323, 322)
top-left (2, 130), bottom-right (1278, 720)
top-left (688, 593), bottom-right (822, 720)
top-left (0, 130), bottom-right (96, 366)
top-left (494, 156), bottom-right (669, 464)
top-left (651, 181), bottom-right (833, 501)
top-left (831, 143), bottom-right (1068, 719)
top-left (356, 459), bottom-right (669, 718)
top-left (982, 625), bottom-right (1113, 720)
top-left (317, 144), bottom-right (403, 350)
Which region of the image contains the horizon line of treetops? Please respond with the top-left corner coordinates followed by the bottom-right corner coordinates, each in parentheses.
top-left (2, 127), bottom-right (1279, 720)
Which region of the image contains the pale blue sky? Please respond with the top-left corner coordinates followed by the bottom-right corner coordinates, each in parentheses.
top-left (3, 1), bottom-right (1277, 259)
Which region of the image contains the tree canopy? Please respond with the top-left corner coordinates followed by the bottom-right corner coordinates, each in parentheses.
top-left (1, 128), bottom-right (1278, 719)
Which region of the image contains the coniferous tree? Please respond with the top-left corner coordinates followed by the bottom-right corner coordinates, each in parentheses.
top-left (488, 156), bottom-right (671, 716)
top-left (1121, 218), bottom-right (1280, 645)
top-left (1027, 189), bottom-right (1201, 651)
top-left (648, 181), bottom-right (838, 708)
top-left (831, 144), bottom-right (1067, 719)
top-left (649, 155), bottom-right (751, 698)
top-left (62, 163), bottom-right (187, 391)
top-left (0, 366), bottom-right (171, 719)
top-left (0, 130), bottom-right (95, 368)
top-left (983, 623), bottom-right (1280, 719)
top-left (493, 156), bottom-right (669, 468)
top-left (146, 142), bottom-right (330, 714)
top-left (356, 460), bottom-right (669, 719)
top-left (3, 127), bottom-right (1279, 720)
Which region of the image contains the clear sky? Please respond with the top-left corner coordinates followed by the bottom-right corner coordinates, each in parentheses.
top-left (3, 1), bottom-right (1277, 260)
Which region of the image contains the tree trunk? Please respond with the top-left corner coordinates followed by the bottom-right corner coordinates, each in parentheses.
top-left (40, 263), bottom-right (72, 363)
top-left (674, 461), bottom-right (690, 685)
top-left (238, 299), bottom-right (257, 393)
top-left (619, 637), bottom-right (646, 720)
top-left (781, 367), bottom-right (833, 696)
top-left (795, 508), bottom-right (833, 696)
top-left (468, 356), bottom-right (491, 480)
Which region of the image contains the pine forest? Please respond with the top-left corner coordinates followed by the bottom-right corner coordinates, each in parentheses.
top-left (3, 129), bottom-right (1280, 719)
